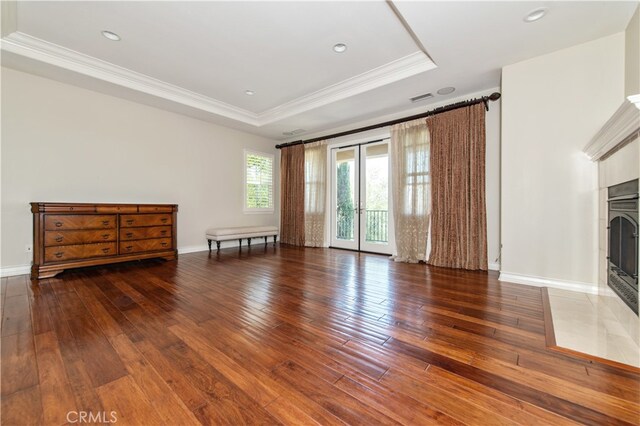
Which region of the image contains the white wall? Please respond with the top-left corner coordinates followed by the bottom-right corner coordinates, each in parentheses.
top-left (625, 6), bottom-right (639, 97)
top-left (1, 67), bottom-right (279, 273)
top-left (500, 33), bottom-right (625, 291)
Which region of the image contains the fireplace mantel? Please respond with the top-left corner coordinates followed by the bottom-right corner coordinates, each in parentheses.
top-left (584, 94), bottom-right (640, 161)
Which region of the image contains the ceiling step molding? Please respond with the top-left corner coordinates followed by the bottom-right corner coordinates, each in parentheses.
top-left (1, 31), bottom-right (436, 127)
top-left (584, 94), bottom-right (640, 161)
top-left (1, 32), bottom-right (260, 125)
top-left (257, 51), bottom-right (436, 123)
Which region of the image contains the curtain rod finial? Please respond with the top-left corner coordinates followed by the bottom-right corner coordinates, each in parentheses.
top-left (488, 92), bottom-right (501, 101)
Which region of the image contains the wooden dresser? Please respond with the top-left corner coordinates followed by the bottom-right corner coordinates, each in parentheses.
top-left (31, 202), bottom-right (178, 279)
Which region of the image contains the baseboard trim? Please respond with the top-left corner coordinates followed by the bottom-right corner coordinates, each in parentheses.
top-left (178, 245), bottom-right (209, 254)
top-left (0, 264), bottom-right (31, 278)
top-left (488, 262), bottom-right (500, 271)
top-left (498, 271), bottom-right (598, 294)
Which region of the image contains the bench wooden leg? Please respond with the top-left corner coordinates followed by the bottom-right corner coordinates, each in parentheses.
top-left (216, 241), bottom-right (221, 251)
top-left (248, 238), bottom-right (251, 247)
top-left (238, 239), bottom-right (242, 248)
top-left (273, 235), bottom-right (277, 245)
top-left (264, 236), bottom-right (267, 244)
top-left (207, 239), bottom-right (212, 252)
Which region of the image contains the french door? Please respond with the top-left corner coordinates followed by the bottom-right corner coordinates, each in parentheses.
top-left (330, 140), bottom-right (393, 254)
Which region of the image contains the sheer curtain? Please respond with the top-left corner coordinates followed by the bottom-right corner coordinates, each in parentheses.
top-left (280, 144), bottom-right (305, 246)
top-left (390, 119), bottom-right (431, 263)
top-left (304, 141), bottom-right (328, 247)
top-left (427, 103), bottom-right (488, 270)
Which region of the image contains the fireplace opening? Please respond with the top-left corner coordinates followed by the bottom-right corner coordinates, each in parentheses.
top-left (608, 179), bottom-right (639, 316)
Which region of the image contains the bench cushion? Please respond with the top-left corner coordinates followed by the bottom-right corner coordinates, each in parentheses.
top-left (206, 226), bottom-right (278, 239)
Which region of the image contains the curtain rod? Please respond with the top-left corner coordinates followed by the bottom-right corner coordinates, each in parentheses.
top-left (275, 92), bottom-right (501, 149)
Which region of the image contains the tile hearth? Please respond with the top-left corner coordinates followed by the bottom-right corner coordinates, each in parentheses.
top-left (547, 287), bottom-right (639, 368)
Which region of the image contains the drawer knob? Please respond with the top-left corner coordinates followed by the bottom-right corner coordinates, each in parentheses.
top-left (126, 232), bottom-right (133, 238)
top-left (126, 219), bottom-right (134, 225)
top-left (102, 220), bottom-right (110, 226)
top-left (161, 218), bottom-right (168, 223)
top-left (55, 252), bottom-right (63, 258)
top-left (160, 231), bottom-right (167, 235)
top-left (102, 248), bottom-right (110, 253)
top-left (55, 222), bottom-right (63, 228)
top-left (161, 242), bottom-right (168, 247)
top-left (102, 234), bottom-right (110, 239)
top-left (125, 246), bottom-right (133, 251)
top-left (55, 236), bottom-right (63, 242)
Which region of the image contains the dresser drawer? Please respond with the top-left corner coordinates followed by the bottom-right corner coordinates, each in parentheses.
top-left (138, 205), bottom-right (174, 213)
top-left (120, 238), bottom-right (172, 254)
top-left (120, 214), bottom-right (172, 228)
top-left (45, 215), bottom-right (116, 230)
top-left (96, 205), bottom-right (139, 213)
top-left (44, 242), bottom-right (116, 262)
top-left (45, 229), bottom-right (117, 247)
top-left (120, 226), bottom-right (171, 241)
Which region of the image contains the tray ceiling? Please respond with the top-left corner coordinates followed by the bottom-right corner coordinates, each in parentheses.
top-left (1, 1), bottom-right (637, 140)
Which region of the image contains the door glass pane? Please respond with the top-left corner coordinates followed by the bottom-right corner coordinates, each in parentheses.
top-left (336, 149), bottom-right (356, 241)
top-left (364, 144), bottom-right (388, 244)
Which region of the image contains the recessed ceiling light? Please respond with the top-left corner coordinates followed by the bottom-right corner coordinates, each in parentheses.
top-left (101, 30), bottom-right (121, 41)
top-left (524, 7), bottom-right (548, 23)
top-left (437, 87), bottom-right (455, 95)
top-left (245, 90), bottom-right (255, 96)
top-left (333, 43), bottom-right (347, 53)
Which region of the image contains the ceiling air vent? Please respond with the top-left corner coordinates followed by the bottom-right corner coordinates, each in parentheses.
top-left (410, 93), bottom-right (434, 103)
top-left (282, 129), bottom-right (306, 136)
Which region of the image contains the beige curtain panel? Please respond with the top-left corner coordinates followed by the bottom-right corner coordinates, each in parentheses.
top-left (427, 103), bottom-right (488, 270)
top-left (390, 118), bottom-right (431, 263)
top-left (280, 144), bottom-right (305, 246)
top-left (304, 141), bottom-right (328, 247)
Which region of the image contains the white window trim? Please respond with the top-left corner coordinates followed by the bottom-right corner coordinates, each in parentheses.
top-left (243, 149), bottom-right (275, 214)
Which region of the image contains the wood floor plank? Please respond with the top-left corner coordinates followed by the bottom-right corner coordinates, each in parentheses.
top-left (96, 375), bottom-right (165, 425)
top-left (334, 373), bottom-right (464, 425)
top-left (108, 333), bottom-right (202, 425)
top-left (0, 385), bottom-right (44, 426)
top-left (169, 322), bottom-right (280, 408)
top-left (1, 330), bottom-right (39, 396)
top-left (271, 360), bottom-right (400, 425)
top-left (1, 293), bottom-right (31, 337)
top-left (1, 247), bottom-right (637, 425)
top-left (65, 314), bottom-right (128, 387)
top-left (34, 331), bottom-right (77, 426)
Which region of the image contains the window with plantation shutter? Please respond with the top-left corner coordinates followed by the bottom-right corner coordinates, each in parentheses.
top-left (244, 150), bottom-right (274, 213)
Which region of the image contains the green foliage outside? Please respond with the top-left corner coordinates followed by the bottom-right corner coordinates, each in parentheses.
top-left (247, 154), bottom-right (272, 209)
top-left (336, 162), bottom-right (354, 239)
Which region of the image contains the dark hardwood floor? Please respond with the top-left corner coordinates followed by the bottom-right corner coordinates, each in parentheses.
top-left (1, 245), bottom-right (639, 425)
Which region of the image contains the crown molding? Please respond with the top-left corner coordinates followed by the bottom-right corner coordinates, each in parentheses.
top-left (257, 51), bottom-right (436, 123)
top-left (1, 32), bottom-right (261, 125)
top-left (1, 31), bottom-right (436, 127)
top-left (584, 94), bottom-right (640, 161)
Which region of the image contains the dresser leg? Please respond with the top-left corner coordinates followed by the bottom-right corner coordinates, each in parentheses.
top-left (216, 241), bottom-right (221, 251)
top-left (207, 239), bottom-right (212, 252)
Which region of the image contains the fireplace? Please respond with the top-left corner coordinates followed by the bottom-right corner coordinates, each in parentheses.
top-left (608, 179), bottom-right (639, 315)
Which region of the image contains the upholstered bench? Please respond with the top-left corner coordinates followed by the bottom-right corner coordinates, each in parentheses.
top-left (206, 226), bottom-right (279, 251)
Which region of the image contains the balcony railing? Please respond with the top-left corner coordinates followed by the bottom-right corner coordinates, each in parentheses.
top-left (336, 209), bottom-right (388, 243)
top-left (366, 210), bottom-right (388, 243)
